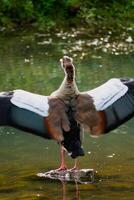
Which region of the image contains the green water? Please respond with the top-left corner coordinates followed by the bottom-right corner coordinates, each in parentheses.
top-left (0, 32), bottom-right (134, 200)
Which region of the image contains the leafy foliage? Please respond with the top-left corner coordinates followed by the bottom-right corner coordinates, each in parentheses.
top-left (0, 0), bottom-right (134, 30)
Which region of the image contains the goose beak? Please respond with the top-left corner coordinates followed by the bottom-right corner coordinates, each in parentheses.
top-left (59, 58), bottom-right (64, 69)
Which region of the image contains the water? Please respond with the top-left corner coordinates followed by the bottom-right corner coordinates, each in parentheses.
top-left (0, 31), bottom-right (134, 200)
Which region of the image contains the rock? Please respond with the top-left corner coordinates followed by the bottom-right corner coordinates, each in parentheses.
top-left (37, 169), bottom-right (95, 184)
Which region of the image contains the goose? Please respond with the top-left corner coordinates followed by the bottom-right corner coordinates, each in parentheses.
top-left (50, 56), bottom-right (101, 170)
top-left (0, 57), bottom-right (133, 172)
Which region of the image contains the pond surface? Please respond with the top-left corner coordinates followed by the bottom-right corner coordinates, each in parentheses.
top-left (0, 31), bottom-right (134, 200)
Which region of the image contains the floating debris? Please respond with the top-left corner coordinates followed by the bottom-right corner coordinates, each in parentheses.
top-left (35, 33), bottom-right (51, 37)
top-left (24, 58), bottom-right (30, 63)
top-left (38, 38), bottom-right (52, 45)
top-left (102, 48), bottom-right (107, 53)
top-left (125, 36), bottom-right (133, 43)
top-left (107, 153), bottom-right (116, 158)
top-left (92, 55), bottom-right (102, 59)
top-left (24, 56), bottom-right (34, 64)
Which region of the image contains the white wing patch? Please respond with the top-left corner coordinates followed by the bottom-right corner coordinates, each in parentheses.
top-left (11, 90), bottom-right (49, 117)
top-left (86, 78), bottom-right (128, 110)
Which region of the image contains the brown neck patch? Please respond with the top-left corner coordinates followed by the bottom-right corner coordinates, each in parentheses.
top-left (65, 65), bottom-right (74, 83)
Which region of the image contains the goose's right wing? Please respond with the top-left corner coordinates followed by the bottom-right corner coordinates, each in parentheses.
top-left (83, 78), bottom-right (134, 135)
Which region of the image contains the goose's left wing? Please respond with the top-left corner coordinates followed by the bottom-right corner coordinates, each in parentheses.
top-left (80, 78), bottom-right (134, 136)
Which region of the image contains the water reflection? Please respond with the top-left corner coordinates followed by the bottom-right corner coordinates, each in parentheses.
top-left (62, 181), bottom-right (80, 200)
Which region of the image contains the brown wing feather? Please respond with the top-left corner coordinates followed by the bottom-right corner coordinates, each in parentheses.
top-left (90, 111), bottom-right (106, 137)
top-left (45, 97), bottom-right (70, 141)
top-left (74, 94), bottom-right (105, 136)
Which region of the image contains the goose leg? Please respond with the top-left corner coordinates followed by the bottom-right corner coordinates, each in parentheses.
top-left (56, 145), bottom-right (67, 171)
top-left (70, 158), bottom-right (78, 171)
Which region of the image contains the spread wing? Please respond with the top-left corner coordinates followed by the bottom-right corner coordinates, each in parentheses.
top-left (76, 78), bottom-right (134, 136)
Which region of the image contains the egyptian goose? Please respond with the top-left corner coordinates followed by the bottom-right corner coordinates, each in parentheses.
top-left (0, 56), bottom-right (133, 172)
top-left (50, 56), bottom-right (98, 170)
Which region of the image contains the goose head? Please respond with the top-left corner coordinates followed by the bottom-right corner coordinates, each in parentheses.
top-left (60, 56), bottom-right (75, 74)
